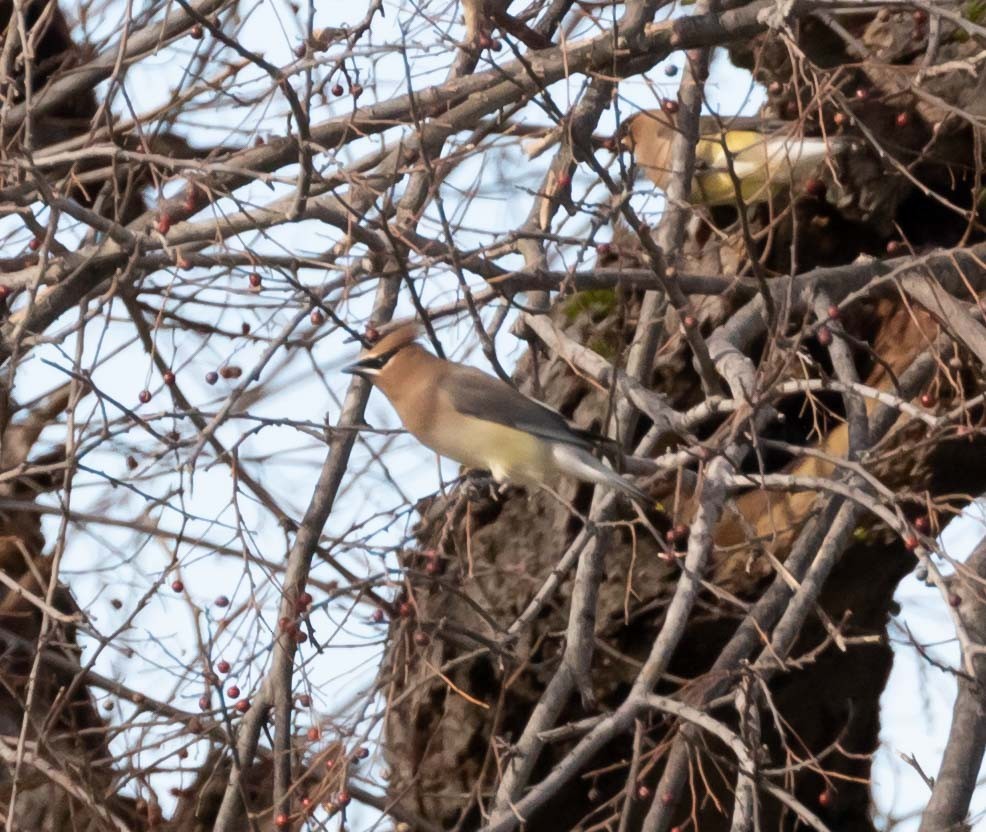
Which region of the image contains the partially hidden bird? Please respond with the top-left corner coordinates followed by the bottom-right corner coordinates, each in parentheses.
top-left (622, 110), bottom-right (845, 207)
top-left (343, 323), bottom-right (652, 504)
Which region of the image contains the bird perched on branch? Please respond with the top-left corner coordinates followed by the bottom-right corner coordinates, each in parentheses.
top-left (343, 323), bottom-right (652, 504)
top-left (621, 110), bottom-right (846, 207)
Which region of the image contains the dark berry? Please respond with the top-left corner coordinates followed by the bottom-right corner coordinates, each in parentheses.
top-left (804, 178), bottom-right (826, 199)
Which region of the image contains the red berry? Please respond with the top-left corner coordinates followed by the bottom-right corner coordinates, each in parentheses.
top-left (332, 83), bottom-right (344, 97)
top-left (413, 630), bottom-right (430, 646)
top-left (220, 365), bottom-right (242, 379)
top-left (310, 309), bottom-right (325, 326)
top-left (833, 111), bottom-right (848, 126)
top-left (28, 237), bottom-right (41, 251)
top-left (827, 304), bottom-right (840, 320)
top-left (297, 591), bottom-right (313, 609)
top-left (216, 660), bottom-right (231, 674)
top-left (490, 38), bottom-right (502, 51)
top-left (297, 693), bottom-right (312, 706)
top-left (950, 594), bottom-right (961, 607)
top-left (171, 580), bottom-right (184, 593)
top-left (662, 98), bottom-right (679, 114)
top-left (804, 177), bottom-right (827, 199)
top-left (636, 784), bottom-right (651, 800)
top-left (293, 629), bottom-right (308, 644)
top-left (163, 370), bottom-right (176, 385)
top-left (855, 87), bottom-right (870, 101)
top-left (126, 455), bottom-right (139, 471)
top-left (768, 81), bottom-right (783, 95)
top-left (275, 813), bottom-right (290, 827)
top-left (371, 608), bottom-right (385, 623)
top-left (350, 83), bottom-right (363, 98)
top-left (913, 9), bottom-right (927, 24)
top-left (215, 595), bottom-right (230, 608)
top-left (248, 272), bottom-right (261, 288)
top-left (254, 135), bottom-right (265, 146)
top-left (198, 695), bottom-right (210, 710)
top-left (0, 285), bottom-right (11, 300)
top-left (190, 23), bottom-right (204, 39)
top-left (307, 726), bottom-right (320, 741)
top-left (904, 536), bottom-right (919, 551)
top-left (478, 32), bottom-right (493, 49)
top-left (336, 791), bottom-right (351, 807)
top-left (556, 172), bottom-right (571, 189)
top-left (896, 112), bottom-right (910, 128)
top-left (227, 685), bottom-right (240, 698)
top-left (355, 746), bottom-right (369, 759)
top-left (234, 699), bottom-right (250, 713)
top-left (279, 617), bottom-right (294, 632)
top-left (596, 242), bottom-right (612, 257)
top-left (205, 371), bottom-right (219, 385)
top-left (295, 43), bottom-right (306, 58)
top-left (817, 325), bottom-right (833, 346)
top-left (156, 214), bottom-right (172, 234)
top-left (682, 314), bottom-right (697, 329)
top-left (138, 389), bottom-right (151, 404)
top-left (398, 601), bottom-right (413, 617)
top-left (241, 322), bottom-right (251, 335)
top-left (915, 516), bottom-right (931, 533)
top-left (177, 747), bottom-right (189, 759)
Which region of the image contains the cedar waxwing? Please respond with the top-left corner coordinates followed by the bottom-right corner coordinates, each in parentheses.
top-left (343, 324), bottom-right (651, 504)
top-left (622, 111), bottom-right (845, 207)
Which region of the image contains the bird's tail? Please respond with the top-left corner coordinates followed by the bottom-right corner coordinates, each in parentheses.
top-left (550, 443), bottom-right (653, 506)
top-left (761, 135), bottom-right (845, 189)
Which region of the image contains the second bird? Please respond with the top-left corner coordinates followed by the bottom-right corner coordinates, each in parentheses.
top-left (622, 110), bottom-right (844, 207)
top-left (343, 324), bottom-right (651, 504)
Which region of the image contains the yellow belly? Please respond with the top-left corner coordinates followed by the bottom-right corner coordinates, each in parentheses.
top-left (415, 416), bottom-right (552, 484)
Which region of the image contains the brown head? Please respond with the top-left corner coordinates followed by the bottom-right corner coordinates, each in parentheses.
top-left (619, 110), bottom-right (676, 190)
top-left (342, 323), bottom-right (434, 395)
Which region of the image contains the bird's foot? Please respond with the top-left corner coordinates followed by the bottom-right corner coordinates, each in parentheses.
top-left (461, 470), bottom-right (500, 504)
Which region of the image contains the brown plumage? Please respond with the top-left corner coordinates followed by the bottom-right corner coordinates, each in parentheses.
top-left (622, 111), bottom-right (844, 206)
top-left (343, 323), bottom-right (651, 503)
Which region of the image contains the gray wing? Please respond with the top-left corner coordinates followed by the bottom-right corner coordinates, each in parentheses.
top-left (697, 115), bottom-right (789, 135)
top-left (441, 366), bottom-right (594, 449)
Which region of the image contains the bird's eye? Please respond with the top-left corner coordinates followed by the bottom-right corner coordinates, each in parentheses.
top-left (358, 346), bottom-right (402, 370)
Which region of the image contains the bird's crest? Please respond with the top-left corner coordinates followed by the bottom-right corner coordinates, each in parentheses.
top-left (343, 322), bottom-right (424, 378)
top-left (365, 322), bottom-right (423, 358)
